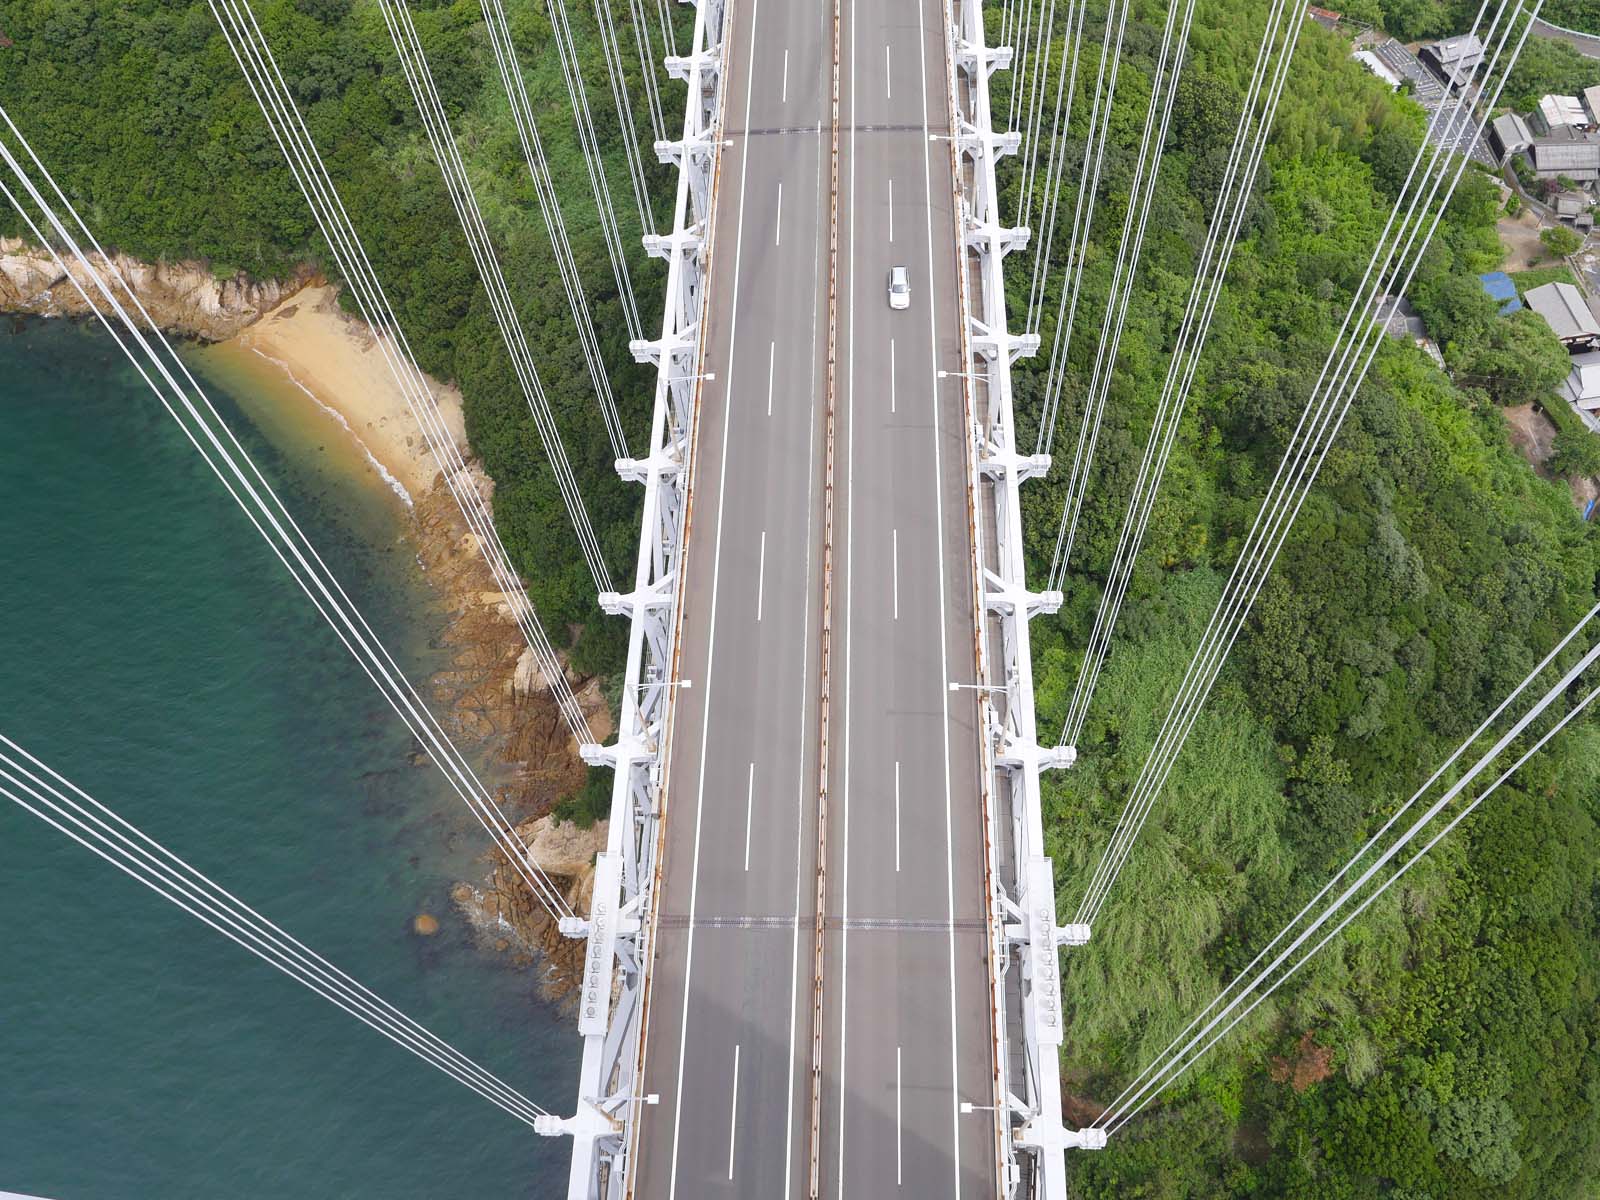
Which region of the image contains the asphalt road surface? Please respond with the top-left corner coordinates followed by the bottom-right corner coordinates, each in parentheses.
top-left (631, 0), bottom-right (997, 1194)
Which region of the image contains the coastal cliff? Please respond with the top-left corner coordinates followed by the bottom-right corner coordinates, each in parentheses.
top-left (0, 237), bottom-right (311, 341)
top-left (1, 242), bottom-right (606, 992)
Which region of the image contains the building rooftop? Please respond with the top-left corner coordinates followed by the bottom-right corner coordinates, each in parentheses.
top-left (1529, 127), bottom-right (1600, 178)
top-left (1421, 33), bottom-right (1485, 80)
top-left (1585, 85), bottom-right (1600, 123)
top-left (1539, 93), bottom-right (1588, 132)
top-left (1526, 281), bottom-right (1600, 342)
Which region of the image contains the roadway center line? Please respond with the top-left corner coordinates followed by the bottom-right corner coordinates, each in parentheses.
top-left (889, 337), bottom-right (897, 414)
top-left (782, 48), bottom-right (789, 102)
top-left (767, 340), bottom-right (777, 416)
top-left (757, 529), bottom-right (767, 621)
top-left (727, 1043), bottom-right (741, 1180)
top-left (897, 1045), bottom-right (904, 1185)
top-left (885, 44), bottom-right (892, 99)
top-left (892, 527), bottom-right (899, 619)
top-left (745, 762), bottom-right (755, 871)
top-left (888, 178), bottom-right (894, 242)
top-left (775, 180), bottom-right (783, 245)
top-left (894, 760), bottom-right (901, 872)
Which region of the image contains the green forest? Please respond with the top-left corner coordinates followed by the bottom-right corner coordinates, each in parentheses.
top-left (999, 1), bottom-right (1600, 1197)
top-left (2, 0), bottom-right (1600, 1196)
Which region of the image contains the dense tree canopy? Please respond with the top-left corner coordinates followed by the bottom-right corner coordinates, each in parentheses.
top-left (995, 2), bottom-right (1600, 1196)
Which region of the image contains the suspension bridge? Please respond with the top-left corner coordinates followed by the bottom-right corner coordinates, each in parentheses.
top-left (1, 0), bottom-right (1590, 1197)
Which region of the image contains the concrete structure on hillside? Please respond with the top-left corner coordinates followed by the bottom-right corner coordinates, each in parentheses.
top-left (1353, 48), bottom-right (1402, 89)
top-left (1533, 93), bottom-right (1589, 135)
top-left (1527, 281), bottom-right (1600, 347)
top-left (1489, 113), bottom-right (1534, 165)
top-left (1562, 349), bottom-right (1600, 411)
top-left (1420, 33), bottom-right (1484, 88)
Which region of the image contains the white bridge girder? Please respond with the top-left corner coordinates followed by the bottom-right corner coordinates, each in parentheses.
top-left (545, 1), bottom-right (730, 1197)
top-left (947, 0), bottom-right (1100, 1195)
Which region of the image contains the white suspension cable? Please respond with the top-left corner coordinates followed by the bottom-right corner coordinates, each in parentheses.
top-left (0, 108), bottom-right (578, 925)
top-left (1097, 596), bottom-right (1600, 1129)
top-left (1071, 0), bottom-right (1533, 927)
top-left (0, 737), bottom-right (553, 1127)
top-left (1035, 0), bottom-right (1127, 457)
top-left (1008, 0), bottom-right (1038, 133)
top-left (655, 0), bottom-right (677, 60)
top-left (1059, 0), bottom-right (1302, 745)
top-left (587, 0), bottom-right (659, 236)
top-left (199, 0), bottom-right (595, 747)
top-left (626, 0), bottom-right (669, 144)
top-left (1096, 601), bottom-right (1596, 1131)
top-left (481, 0), bottom-right (632, 462)
top-left (538, 0), bottom-right (646, 342)
top-left (1024, 0), bottom-right (1086, 333)
top-left (1045, 0), bottom-right (1194, 594)
top-left (376, 0), bottom-right (616, 594)
top-left (1017, 0), bottom-right (1060, 230)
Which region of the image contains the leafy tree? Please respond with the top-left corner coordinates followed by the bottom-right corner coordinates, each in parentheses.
top-left (1550, 426), bottom-right (1600, 477)
top-left (1540, 224), bottom-right (1584, 260)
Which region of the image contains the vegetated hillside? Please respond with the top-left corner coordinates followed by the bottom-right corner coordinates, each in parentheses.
top-left (998, 2), bottom-right (1600, 1196)
top-left (1345, 0), bottom-right (1600, 38)
top-left (0, 0), bottom-right (690, 681)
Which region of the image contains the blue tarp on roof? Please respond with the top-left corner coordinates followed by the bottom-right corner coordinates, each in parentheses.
top-left (1480, 271), bottom-right (1524, 314)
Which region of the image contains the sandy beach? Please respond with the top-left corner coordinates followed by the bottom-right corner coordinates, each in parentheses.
top-left (214, 284), bottom-right (466, 504)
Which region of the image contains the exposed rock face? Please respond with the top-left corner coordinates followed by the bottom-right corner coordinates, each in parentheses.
top-left (0, 237), bottom-right (310, 341)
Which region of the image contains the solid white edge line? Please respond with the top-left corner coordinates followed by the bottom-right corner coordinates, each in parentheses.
top-left (915, 1), bottom-right (968, 1192)
top-left (665, 0), bottom-right (763, 1193)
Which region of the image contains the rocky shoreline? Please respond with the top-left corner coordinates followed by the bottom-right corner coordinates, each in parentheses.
top-left (1, 241), bottom-right (606, 999)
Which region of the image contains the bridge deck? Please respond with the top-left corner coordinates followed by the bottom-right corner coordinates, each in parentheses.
top-left (631, 1), bottom-right (997, 1194)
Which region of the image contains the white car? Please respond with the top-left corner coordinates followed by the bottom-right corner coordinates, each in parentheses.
top-left (888, 265), bottom-right (910, 310)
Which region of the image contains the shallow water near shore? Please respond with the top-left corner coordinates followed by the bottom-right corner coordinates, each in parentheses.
top-left (0, 318), bottom-right (577, 1199)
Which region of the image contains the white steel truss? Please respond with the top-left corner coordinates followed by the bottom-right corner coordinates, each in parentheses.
top-left (948, 1), bottom-right (1103, 1195)
top-left (535, 1), bottom-right (728, 1196)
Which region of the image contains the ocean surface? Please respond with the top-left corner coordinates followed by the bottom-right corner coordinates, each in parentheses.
top-left (0, 317), bottom-right (579, 1199)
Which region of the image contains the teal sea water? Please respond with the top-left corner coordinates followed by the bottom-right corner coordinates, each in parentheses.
top-left (0, 318), bottom-right (577, 1199)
